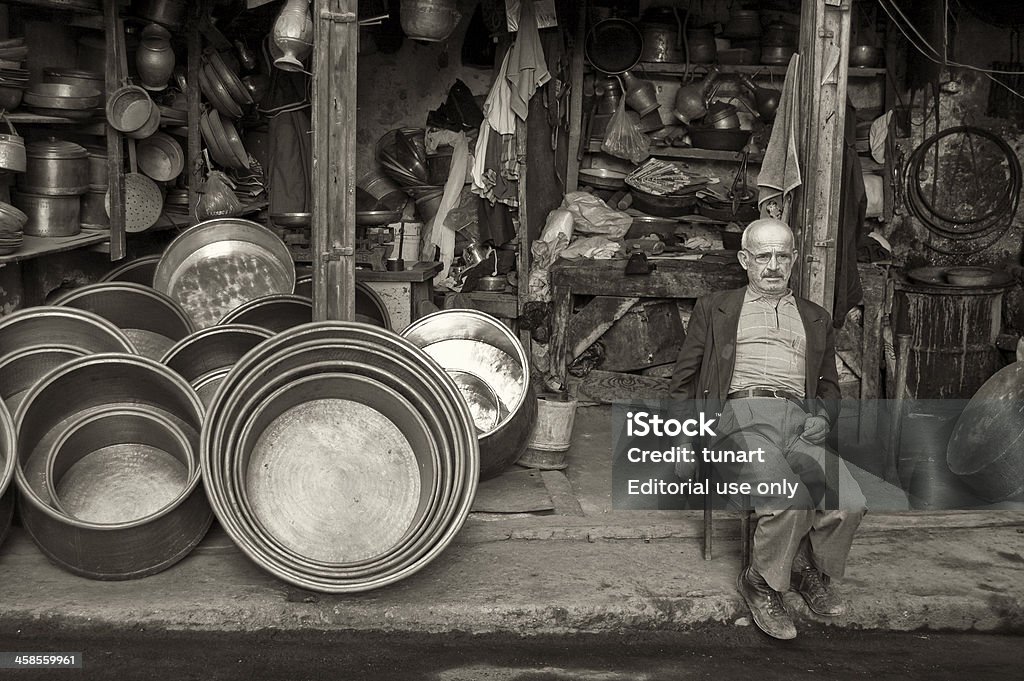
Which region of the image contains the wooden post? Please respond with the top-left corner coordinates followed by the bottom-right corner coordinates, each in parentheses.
top-left (564, 0), bottom-right (586, 192)
top-left (311, 0), bottom-right (357, 321)
top-left (794, 0), bottom-right (852, 311)
top-left (103, 0), bottom-right (126, 261)
top-left (186, 2), bottom-right (204, 221)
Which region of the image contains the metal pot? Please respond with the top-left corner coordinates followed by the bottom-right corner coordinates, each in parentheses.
top-left (80, 188), bottom-right (109, 230)
top-left (14, 191), bottom-right (81, 237)
top-left (850, 45), bottom-right (883, 68)
top-left (723, 10), bottom-right (761, 39)
top-left (631, 190), bottom-right (698, 218)
top-left (0, 401), bottom-right (14, 549)
top-left (86, 147), bottom-right (108, 188)
top-left (18, 139), bottom-right (88, 196)
top-left (688, 126), bottom-right (752, 151)
top-left (13, 353), bottom-right (210, 580)
top-left (762, 22), bottom-right (799, 47)
top-left (160, 324), bottom-right (273, 407)
top-left (685, 27), bottom-right (717, 64)
top-left (43, 68), bottom-right (105, 104)
top-left (761, 45), bottom-right (797, 66)
top-left (133, 0), bottom-right (188, 29)
top-left (640, 22), bottom-right (683, 63)
top-left (0, 116), bottom-right (25, 174)
top-left (705, 102), bottom-right (740, 129)
top-left (399, 0), bottom-right (461, 43)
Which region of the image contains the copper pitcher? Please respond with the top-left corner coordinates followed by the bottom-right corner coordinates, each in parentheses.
top-left (673, 65), bottom-right (721, 124)
top-left (621, 71), bottom-right (660, 117)
top-left (738, 74), bottom-right (781, 123)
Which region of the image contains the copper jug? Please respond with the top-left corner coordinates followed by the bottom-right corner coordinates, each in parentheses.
top-left (621, 71), bottom-right (660, 117)
top-left (673, 65), bottom-right (720, 124)
top-left (738, 74), bottom-right (781, 123)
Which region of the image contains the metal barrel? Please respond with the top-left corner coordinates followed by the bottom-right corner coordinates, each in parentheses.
top-left (52, 282), bottom-right (195, 360)
top-left (218, 294), bottom-right (313, 333)
top-left (201, 322), bottom-right (478, 592)
top-left (401, 309), bottom-right (537, 480)
top-left (14, 353), bottom-right (210, 580)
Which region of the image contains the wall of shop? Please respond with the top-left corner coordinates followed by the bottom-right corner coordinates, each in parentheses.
top-left (355, 5), bottom-right (494, 175)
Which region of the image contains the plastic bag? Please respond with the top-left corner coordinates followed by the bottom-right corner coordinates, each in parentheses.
top-left (601, 98), bottom-right (650, 164)
top-left (197, 171), bottom-right (242, 220)
top-left (561, 192), bottom-right (632, 239)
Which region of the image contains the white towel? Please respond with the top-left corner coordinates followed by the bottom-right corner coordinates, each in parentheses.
top-left (505, 0), bottom-right (550, 121)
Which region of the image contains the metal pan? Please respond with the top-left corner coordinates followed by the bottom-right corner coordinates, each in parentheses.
top-left (585, 18), bottom-right (644, 74)
top-left (160, 324), bottom-right (272, 407)
top-left (579, 168), bottom-right (628, 190)
top-left (0, 345), bottom-right (89, 414)
top-left (205, 48), bottom-right (252, 107)
top-left (0, 306), bottom-right (137, 358)
top-left (153, 218), bottom-right (296, 330)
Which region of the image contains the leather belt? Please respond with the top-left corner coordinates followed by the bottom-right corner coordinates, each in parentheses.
top-left (726, 388), bottom-right (807, 411)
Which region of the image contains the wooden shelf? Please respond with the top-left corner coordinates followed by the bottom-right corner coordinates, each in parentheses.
top-left (2, 0), bottom-right (100, 12)
top-left (621, 62), bottom-right (885, 79)
top-left (356, 261), bottom-right (442, 283)
top-left (0, 230), bottom-right (108, 265)
top-left (6, 112), bottom-right (106, 135)
top-left (587, 140), bottom-right (763, 163)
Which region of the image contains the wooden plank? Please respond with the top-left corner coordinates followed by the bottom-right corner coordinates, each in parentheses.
top-left (859, 264), bottom-right (887, 442)
top-left (587, 140), bottom-right (765, 164)
top-left (551, 258), bottom-right (747, 298)
top-left (564, 295), bottom-right (638, 362)
top-left (795, 0), bottom-right (852, 311)
top-left (103, 0), bottom-right (125, 261)
top-left (571, 369), bottom-right (670, 404)
top-left (311, 0), bottom-right (357, 321)
top-left (564, 0), bottom-right (585, 191)
top-left (0, 232), bottom-right (109, 266)
top-left (549, 282), bottom-right (571, 389)
top-left (355, 261), bottom-right (441, 282)
top-left (186, 2), bottom-right (203, 221)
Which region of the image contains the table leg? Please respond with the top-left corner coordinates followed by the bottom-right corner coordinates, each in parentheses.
top-left (550, 283), bottom-right (571, 390)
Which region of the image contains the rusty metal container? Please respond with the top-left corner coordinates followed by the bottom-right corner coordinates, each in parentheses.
top-left (893, 277), bottom-right (1010, 398)
top-left (13, 353), bottom-right (210, 579)
top-left (201, 322), bottom-right (478, 592)
top-left (401, 309), bottom-right (537, 480)
top-left (53, 282), bottom-right (195, 360)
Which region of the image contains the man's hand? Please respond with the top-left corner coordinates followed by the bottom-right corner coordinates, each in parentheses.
top-left (675, 442), bottom-right (697, 480)
top-left (801, 415), bottom-right (831, 444)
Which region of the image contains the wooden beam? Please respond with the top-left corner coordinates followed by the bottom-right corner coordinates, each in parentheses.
top-left (186, 1), bottom-right (204, 223)
top-left (564, 295), bottom-right (638, 361)
top-left (564, 0), bottom-right (585, 192)
top-left (103, 0), bottom-right (125, 261)
top-left (795, 0), bottom-right (853, 312)
top-left (311, 0), bottom-right (357, 321)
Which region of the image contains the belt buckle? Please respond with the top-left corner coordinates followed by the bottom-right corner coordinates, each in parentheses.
top-left (768, 388), bottom-right (784, 399)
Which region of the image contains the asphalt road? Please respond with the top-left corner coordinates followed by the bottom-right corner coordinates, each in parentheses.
top-left (0, 627), bottom-right (1021, 680)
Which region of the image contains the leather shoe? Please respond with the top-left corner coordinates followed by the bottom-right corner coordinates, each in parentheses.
top-left (737, 568), bottom-right (797, 640)
top-left (791, 568), bottom-right (846, 616)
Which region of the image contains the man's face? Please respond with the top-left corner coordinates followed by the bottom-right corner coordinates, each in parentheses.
top-left (738, 224), bottom-right (797, 296)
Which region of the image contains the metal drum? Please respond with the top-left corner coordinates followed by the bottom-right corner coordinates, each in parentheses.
top-left (160, 324), bottom-right (273, 407)
top-left (0, 400), bottom-right (14, 548)
top-left (201, 322), bottom-right (478, 592)
top-left (14, 353), bottom-right (210, 579)
top-left (52, 282), bottom-right (195, 360)
top-left (219, 294), bottom-right (313, 333)
top-left (401, 310), bottom-right (537, 480)
top-left (893, 274), bottom-right (1011, 398)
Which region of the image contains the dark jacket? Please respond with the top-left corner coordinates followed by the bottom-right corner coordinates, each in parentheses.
top-left (668, 287), bottom-right (842, 425)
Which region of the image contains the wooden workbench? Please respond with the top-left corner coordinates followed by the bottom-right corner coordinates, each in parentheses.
top-left (549, 256), bottom-right (747, 389)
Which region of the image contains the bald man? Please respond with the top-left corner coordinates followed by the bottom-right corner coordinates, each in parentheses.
top-left (669, 219), bottom-right (866, 640)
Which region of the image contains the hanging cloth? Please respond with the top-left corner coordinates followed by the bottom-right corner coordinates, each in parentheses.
top-left (505, 0), bottom-right (550, 121)
top-left (757, 54), bottom-right (802, 220)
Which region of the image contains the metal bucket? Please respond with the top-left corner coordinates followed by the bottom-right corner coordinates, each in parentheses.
top-left (14, 353), bottom-right (210, 579)
top-left (160, 324), bottom-right (273, 407)
top-left (52, 282), bottom-right (195, 360)
top-left (219, 294), bottom-right (313, 333)
top-left (402, 309), bottom-right (537, 480)
top-left (201, 322), bottom-right (478, 592)
top-left (893, 279), bottom-right (1008, 398)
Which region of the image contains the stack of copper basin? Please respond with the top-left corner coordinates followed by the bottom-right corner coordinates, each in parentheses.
top-left (401, 309), bottom-right (537, 480)
top-left (201, 322), bottom-right (478, 593)
top-left (14, 353), bottom-right (210, 579)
